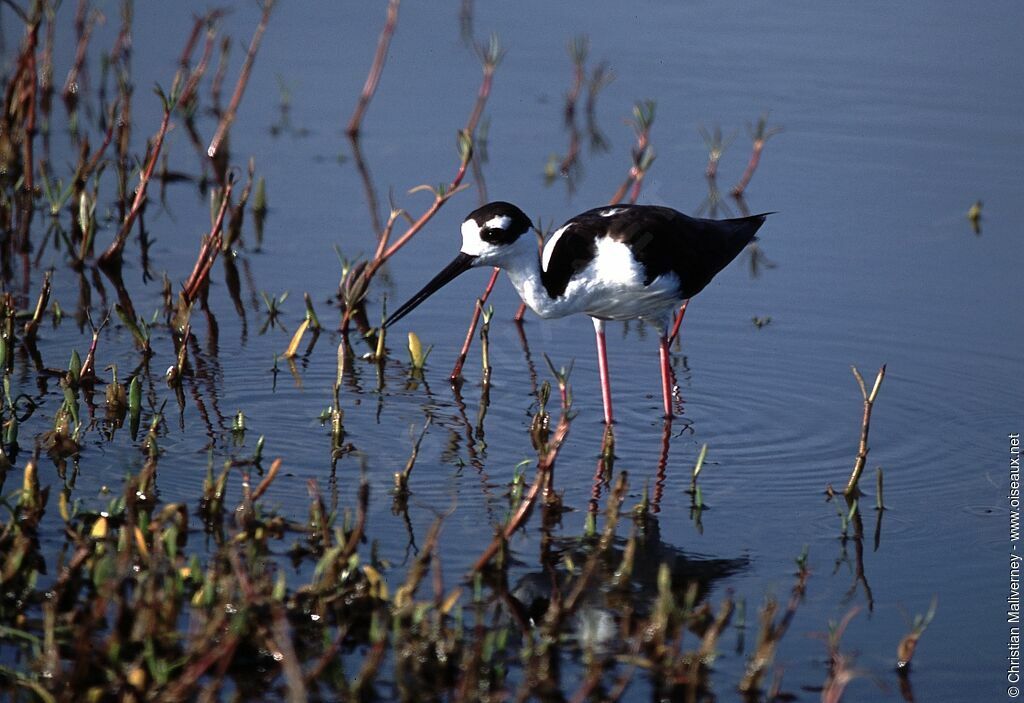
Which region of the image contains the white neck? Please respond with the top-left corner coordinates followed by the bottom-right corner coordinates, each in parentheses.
top-left (462, 233), bottom-right (581, 319)
top-left (500, 245), bottom-right (575, 319)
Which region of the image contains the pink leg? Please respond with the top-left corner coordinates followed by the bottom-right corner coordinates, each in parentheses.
top-left (592, 318), bottom-right (614, 425)
top-left (667, 299), bottom-right (689, 346)
top-left (659, 334), bottom-right (674, 419)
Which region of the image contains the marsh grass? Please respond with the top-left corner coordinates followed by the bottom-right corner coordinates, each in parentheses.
top-left (730, 112), bottom-right (782, 198)
top-left (844, 364), bottom-right (886, 498)
top-left (0, 3), bottom-right (934, 701)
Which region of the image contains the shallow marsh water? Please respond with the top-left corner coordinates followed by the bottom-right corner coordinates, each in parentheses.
top-left (3, 0), bottom-right (1022, 700)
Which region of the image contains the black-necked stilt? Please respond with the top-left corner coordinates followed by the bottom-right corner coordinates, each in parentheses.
top-left (385, 201), bottom-right (769, 424)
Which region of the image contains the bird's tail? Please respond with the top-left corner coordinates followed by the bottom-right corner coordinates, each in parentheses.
top-left (729, 211), bottom-right (774, 244)
top-left (678, 212), bottom-right (772, 298)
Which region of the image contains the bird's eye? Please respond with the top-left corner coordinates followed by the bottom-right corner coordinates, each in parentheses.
top-left (480, 226), bottom-right (499, 242)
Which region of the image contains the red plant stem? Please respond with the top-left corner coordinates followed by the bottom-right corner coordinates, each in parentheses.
top-left (351, 134), bottom-right (384, 236)
top-left (844, 365), bottom-right (886, 497)
top-left (183, 182), bottom-right (233, 303)
top-left (628, 170), bottom-right (645, 204)
top-left (428, 58), bottom-right (501, 354)
top-left (373, 49), bottom-right (492, 265)
top-left (612, 150), bottom-right (649, 205)
top-left (177, 11), bottom-right (207, 69)
top-left (2, 32), bottom-right (29, 115)
top-left (206, 0), bottom-right (274, 161)
top-left (471, 413), bottom-right (570, 573)
top-left (80, 102), bottom-right (117, 180)
top-left (568, 669), bottom-right (604, 703)
top-left (558, 52), bottom-right (585, 175)
top-left (346, 0), bottom-right (400, 137)
top-left (608, 176), bottom-right (632, 205)
top-left (98, 103), bottom-right (171, 266)
top-left (178, 20), bottom-right (219, 110)
top-left (587, 438), bottom-right (608, 521)
top-left (371, 209), bottom-right (401, 262)
top-left (558, 126), bottom-right (581, 177)
top-left (651, 418), bottom-right (671, 512)
top-left (380, 159), bottom-right (470, 265)
top-left (81, 317), bottom-right (107, 381)
top-left (449, 267), bottom-right (499, 382)
top-left (565, 53), bottom-right (584, 126)
top-left (208, 37), bottom-right (229, 111)
top-left (61, 3), bottom-right (96, 107)
top-left (110, 1), bottom-right (132, 64)
top-left (731, 140), bottom-right (763, 197)
top-left (8, 16), bottom-right (41, 260)
top-left (609, 157), bottom-right (644, 204)
top-left (20, 20), bottom-right (40, 194)
top-left (464, 63), bottom-right (495, 139)
top-left (609, 112), bottom-right (653, 202)
top-left (346, 49), bottom-right (495, 334)
top-left (166, 634), bottom-right (240, 700)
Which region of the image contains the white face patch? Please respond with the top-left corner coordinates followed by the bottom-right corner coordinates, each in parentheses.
top-left (460, 218), bottom-right (486, 255)
top-left (484, 215), bottom-right (512, 231)
top-left (461, 215), bottom-right (516, 257)
top-left (599, 207), bottom-right (626, 217)
top-left (541, 223), bottom-right (572, 272)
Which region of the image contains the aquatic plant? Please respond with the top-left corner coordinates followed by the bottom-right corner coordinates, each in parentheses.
top-left (0, 3), bottom-right (938, 701)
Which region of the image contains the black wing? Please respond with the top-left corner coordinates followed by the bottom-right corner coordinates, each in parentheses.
top-left (540, 221), bottom-right (598, 299)
top-left (584, 205), bottom-right (767, 298)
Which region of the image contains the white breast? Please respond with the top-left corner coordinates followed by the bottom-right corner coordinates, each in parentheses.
top-left (568, 238), bottom-right (682, 322)
top-left (591, 237), bottom-right (644, 285)
top-left (505, 233), bottom-right (682, 324)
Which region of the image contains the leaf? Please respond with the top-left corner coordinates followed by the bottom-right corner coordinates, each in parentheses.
top-left (407, 331), bottom-right (431, 369)
top-left (362, 564), bottom-right (389, 601)
top-left (282, 318), bottom-right (310, 359)
top-left (441, 587), bottom-right (463, 614)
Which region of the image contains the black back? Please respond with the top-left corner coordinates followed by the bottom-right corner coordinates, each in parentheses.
top-left (541, 205), bottom-right (767, 299)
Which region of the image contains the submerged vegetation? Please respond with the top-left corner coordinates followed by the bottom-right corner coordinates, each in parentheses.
top-left (0, 1), bottom-right (936, 701)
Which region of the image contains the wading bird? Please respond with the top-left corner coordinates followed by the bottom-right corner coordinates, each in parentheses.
top-left (385, 202), bottom-right (768, 424)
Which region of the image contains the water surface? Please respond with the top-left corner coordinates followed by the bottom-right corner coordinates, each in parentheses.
top-left (13, 0), bottom-right (1023, 699)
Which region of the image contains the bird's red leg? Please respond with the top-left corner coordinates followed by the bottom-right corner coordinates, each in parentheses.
top-left (513, 302), bottom-right (527, 322)
top-left (667, 299), bottom-right (689, 346)
top-left (592, 318), bottom-right (614, 425)
top-left (659, 333), bottom-right (674, 419)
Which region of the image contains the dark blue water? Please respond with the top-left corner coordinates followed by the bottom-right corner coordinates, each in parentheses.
top-left (18, 0), bottom-right (1024, 699)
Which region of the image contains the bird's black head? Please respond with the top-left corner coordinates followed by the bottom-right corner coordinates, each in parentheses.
top-left (383, 201), bottom-right (533, 329)
top-left (461, 201), bottom-right (533, 253)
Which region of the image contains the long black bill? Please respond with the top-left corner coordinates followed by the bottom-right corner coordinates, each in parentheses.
top-left (383, 252), bottom-right (478, 328)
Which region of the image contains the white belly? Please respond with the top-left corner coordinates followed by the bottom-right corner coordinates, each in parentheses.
top-left (505, 237), bottom-right (683, 323)
top-left (576, 276), bottom-right (680, 321)
top-left (575, 238), bottom-right (681, 320)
